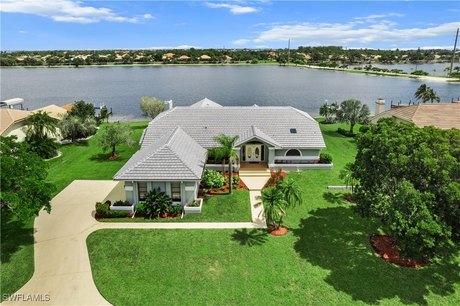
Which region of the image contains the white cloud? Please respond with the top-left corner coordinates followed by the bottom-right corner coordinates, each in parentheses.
top-left (250, 21), bottom-right (460, 46)
top-left (205, 2), bottom-right (259, 14)
top-left (0, 0), bottom-right (150, 23)
top-left (18, 30), bottom-right (27, 34)
top-left (355, 13), bottom-right (404, 20)
top-left (232, 39), bottom-right (251, 45)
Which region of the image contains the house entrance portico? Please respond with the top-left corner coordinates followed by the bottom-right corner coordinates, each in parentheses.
top-left (245, 143), bottom-right (262, 162)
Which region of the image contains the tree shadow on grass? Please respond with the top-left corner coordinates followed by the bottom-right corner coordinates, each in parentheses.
top-left (323, 191), bottom-right (345, 205)
top-left (231, 229), bottom-right (268, 247)
top-left (292, 207), bottom-right (460, 305)
top-left (0, 211), bottom-right (34, 263)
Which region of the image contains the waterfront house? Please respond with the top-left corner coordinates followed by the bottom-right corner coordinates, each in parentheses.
top-left (0, 108), bottom-right (32, 141)
top-left (114, 98), bottom-right (327, 205)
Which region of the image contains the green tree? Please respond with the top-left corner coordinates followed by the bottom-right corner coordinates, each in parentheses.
top-left (212, 134), bottom-right (239, 194)
top-left (414, 84), bottom-right (440, 103)
top-left (98, 123), bottom-right (133, 159)
top-left (339, 163), bottom-right (356, 192)
top-left (0, 136), bottom-right (55, 219)
top-left (140, 96), bottom-right (165, 119)
top-left (71, 57), bottom-right (84, 67)
top-left (353, 118), bottom-right (460, 259)
top-left (24, 111), bottom-right (59, 159)
top-left (319, 102), bottom-right (338, 123)
top-left (69, 100), bottom-right (95, 119)
top-left (336, 99), bottom-right (370, 134)
top-left (59, 114), bottom-right (97, 142)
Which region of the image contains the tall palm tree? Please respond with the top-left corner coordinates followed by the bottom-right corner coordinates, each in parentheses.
top-left (213, 134), bottom-right (239, 194)
top-left (336, 99), bottom-right (370, 134)
top-left (25, 111), bottom-right (59, 140)
top-left (257, 187), bottom-right (286, 230)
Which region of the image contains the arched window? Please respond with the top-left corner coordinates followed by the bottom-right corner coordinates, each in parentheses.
top-left (285, 149), bottom-right (302, 156)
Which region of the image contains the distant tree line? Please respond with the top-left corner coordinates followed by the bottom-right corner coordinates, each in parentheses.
top-left (1, 46), bottom-right (457, 68)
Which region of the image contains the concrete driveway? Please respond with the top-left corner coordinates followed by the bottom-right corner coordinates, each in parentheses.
top-left (3, 180), bottom-right (122, 306)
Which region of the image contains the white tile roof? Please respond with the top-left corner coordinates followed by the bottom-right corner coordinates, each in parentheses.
top-left (114, 127), bottom-right (207, 181)
top-left (141, 105), bottom-right (325, 149)
top-left (189, 98), bottom-right (223, 108)
top-left (235, 125), bottom-right (281, 147)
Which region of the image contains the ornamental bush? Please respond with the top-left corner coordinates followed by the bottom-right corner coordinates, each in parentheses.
top-left (202, 169), bottom-right (226, 189)
top-left (319, 153), bottom-right (333, 164)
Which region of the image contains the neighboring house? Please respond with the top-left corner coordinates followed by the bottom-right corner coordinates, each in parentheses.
top-left (114, 98), bottom-right (327, 205)
top-left (61, 102), bottom-right (75, 112)
top-left (0, 109), bottom-right (32, 141)
top-left (372, 102), bottom-right (460, 130)
top-left (33, 104), bottom-right (68, 140)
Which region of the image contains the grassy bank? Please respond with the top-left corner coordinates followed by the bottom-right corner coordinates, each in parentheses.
top-left (86, 122), bottom-right (460, 305)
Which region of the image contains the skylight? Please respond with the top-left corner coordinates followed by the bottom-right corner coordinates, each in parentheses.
top-left (290, 128), bottom-right (297, 134)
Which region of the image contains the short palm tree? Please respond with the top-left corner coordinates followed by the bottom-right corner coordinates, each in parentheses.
top-left (278, 178), bottom-right (303, 207)
top-left (25, 111), bottom-right (59, 140)
top-left (257, 187), bottom-right (286, 230)
top-left (212, 134), bottom-right (239, 194)
top-left (414, 84), bottom-right (440, 103)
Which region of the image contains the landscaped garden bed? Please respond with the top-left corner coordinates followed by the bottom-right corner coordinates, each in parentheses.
top-left (370, 234), bottom-right (428, 268)
top-left (200, 169), bottom-right (248, 195)
top-left (183, 198), bottom-right (203, 214)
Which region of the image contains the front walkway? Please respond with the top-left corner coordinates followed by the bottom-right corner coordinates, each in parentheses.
top-left (5, 178), bottom-right (269, 305)
top-left (239, 170), bottom-right (271, 228)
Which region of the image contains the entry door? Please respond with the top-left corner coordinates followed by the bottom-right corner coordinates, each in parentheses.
top-left (246, 144), bottom-right (262, 162)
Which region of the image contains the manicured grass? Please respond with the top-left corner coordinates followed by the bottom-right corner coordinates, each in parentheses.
top-left (0, 121), bottom-right (147, 301)
top-left (99, 190), bottom-right (252, 223)
top-left (47, 121), bottom-right (148, 194)
top-left (86, 121), bottom-right (460, 305)
top-left (0, 212), bottom-right (34, 300)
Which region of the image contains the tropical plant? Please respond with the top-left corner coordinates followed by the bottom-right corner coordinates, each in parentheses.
top-left (414, 84), bottom-right (440, 103)
top-left (319, 102), bottom-right (338, 123)
top-left (278, 178), bottom-right (303, 207)
top-left (143, 190), bottom-right (172, 219)
top-left (202, 169), bottom-right (226, 189)
top-left (339, 162), bottom-right (356, 192)
top-left (336, 99), bottom-right (370, 134)
top-left (140, 96), bottom-right (165, 119)
top-left (212, 134), bottom-right (239, 194)
top-left (258, 187), bottom-right (287, 230)
top-left (0, 136), bottom-right (55, 219)
top-left (319, 152), bottom-right (333, 164)
top-left (24, 111), bottom-right (59, 158)
top-left (98, 123), bottom-right (133, 159)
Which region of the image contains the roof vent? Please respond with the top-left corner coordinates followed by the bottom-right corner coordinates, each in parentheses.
top-left (290, 128), bottom-right (297, 134)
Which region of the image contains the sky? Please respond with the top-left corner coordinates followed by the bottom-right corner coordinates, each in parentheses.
top-left (1, 1), bottom-right (460, 51)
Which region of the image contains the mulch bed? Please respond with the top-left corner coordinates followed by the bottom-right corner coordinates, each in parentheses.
top-left (263, 170), bottom-right (288, 189)
top-left (370, 234), bottom-right (428, 268)
top-left (203, 173), bottom-right (249, 195)
top-left (268, 226), bottom-right (288, 236)
top-left (343, 193), bottom-right (354, 203)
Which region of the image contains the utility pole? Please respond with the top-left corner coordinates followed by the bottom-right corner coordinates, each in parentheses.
top-left (287, 38), bottom-right (291, 66)
top-left (415, 47), bottom-right (420, 71)
top-left (450, 28), bottom-right (459, 76)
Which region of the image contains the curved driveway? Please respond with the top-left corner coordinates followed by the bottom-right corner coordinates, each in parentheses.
top-left (4, 180), bottom-right (266, 305)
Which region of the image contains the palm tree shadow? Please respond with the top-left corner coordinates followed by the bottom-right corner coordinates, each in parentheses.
top-left (231, 229), bottom-right (268, 247)
top-left (323, 191), bottom-right (345, 204)
top-left (292, 207), bottom-right (460, 305)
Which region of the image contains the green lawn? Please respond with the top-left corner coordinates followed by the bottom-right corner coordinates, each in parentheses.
top-left (86, 122), bottom-right (460, 305)
top-left (100, 190), bottom-right (252, 223)
top-left (47, 121), bottom-right (148, 194)
top-left (1, 121), bottom-right (147, 300)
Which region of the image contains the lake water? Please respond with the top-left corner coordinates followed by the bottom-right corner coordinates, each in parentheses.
top-left (1, 66), bottom-right (459, 118)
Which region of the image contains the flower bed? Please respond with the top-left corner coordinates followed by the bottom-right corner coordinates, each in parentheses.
top-left (184, 198), bottom-right (203, 214)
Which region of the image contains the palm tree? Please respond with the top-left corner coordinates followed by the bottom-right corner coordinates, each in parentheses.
top-left (212, 134), bottom-right (239, 194)
top-left (336, 99), bottom-right (370, 134)
top-left (278, 178), bottom-right (303, 207)
top-left (25, 111), bottom-right (59, 140)
top-left (257, 187), bottom-right (286, 230)
top-left (339, 163), bottom-right (356, 192)
top-left (414, 84), bottom-right (440, 103)
top-left (319, 102), bottom-right (338, 123)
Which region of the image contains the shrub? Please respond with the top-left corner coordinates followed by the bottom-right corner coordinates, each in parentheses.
top-left (411, 70), bottom-right (429, 76)
top-left (337, 127), bottom-right (355, 137)
top-left (232, 175), bottom-right (240, 187)
top-left (95, 201), bottom-right (129, 218)
top-left (187, 200), bottom-right (201, 207)
top-left (144, 189), bottom-right (172, 219)
top-left (170, 204), bottom-right (183, 215)
top-left (113, 200), bottom-right (132, 206)
top-left (359, 125), bottom-right (370, 134)
top-left (319, 152), bottom-right (333, 164)
top-left (27, 136), bottom-right (59, 159)
top-left (136, 203), bottom-right (146, 215)
top-left (95, 201), bottom-right (109, 216)
top-left (202, 169), bottom-right (226, 189)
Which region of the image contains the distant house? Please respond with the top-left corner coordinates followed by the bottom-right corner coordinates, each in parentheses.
top-left (178, 55), bottom-right (191, 61)
top-left (162, 53), bottom-right (175, 60)
top-left (33, 104), bottom-right (68, 120)
top-left (372, 102), bottom-right (460, 130)
top-left (0, 109), bottom-right (31, 141)
top-left (114, 98), bottom-right (327, 205)
top-left (199, 55), bottom-right (211, 61)
top-left (61, 103), bottom-right (75, 111)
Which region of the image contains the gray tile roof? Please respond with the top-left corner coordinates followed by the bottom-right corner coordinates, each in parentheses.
top-left (235, 125), bottom-right (281, 147)
top-left (114, 127), bottom-right (207, 181)
top-left (141, 105), bottom-right (325, 149)
top-left (190, 98), bottom-right (223, 108)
